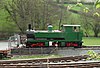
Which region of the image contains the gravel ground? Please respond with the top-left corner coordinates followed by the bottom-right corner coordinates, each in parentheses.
top-left (58, 48), bottom-right (100, 56)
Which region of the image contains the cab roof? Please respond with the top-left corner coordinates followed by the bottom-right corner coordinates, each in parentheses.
top-left (62, 25), bottom-right (81, 27)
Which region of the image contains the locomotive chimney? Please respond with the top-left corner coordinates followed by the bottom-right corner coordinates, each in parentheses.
top-left (28, 24), bottom-right (32, 31)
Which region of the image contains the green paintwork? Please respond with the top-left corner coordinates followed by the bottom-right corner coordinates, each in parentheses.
top-left (65, 32), bottom-right (82, 41)
top-left (34, 32), bottom-right (64, 38)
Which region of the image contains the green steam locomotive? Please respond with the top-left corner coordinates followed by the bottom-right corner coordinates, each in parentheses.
top-left (26, 24), bottom-right (83, 48)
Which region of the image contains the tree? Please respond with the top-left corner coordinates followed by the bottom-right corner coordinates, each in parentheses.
top-left (80, 1), bottom-right (100, 37)
top-left (66, 1), bottom-right (100, 37)
top-left (5, 0), bottom-right (67, 33)
top-left (5, 0), bottom-right (31, 33)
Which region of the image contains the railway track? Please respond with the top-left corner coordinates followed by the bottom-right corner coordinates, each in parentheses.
top-left (0, 55), bottom-right (88, 64)
top-left (1, 55), bottom-right (100, 68)
top-left (0, 62), bottom-right (100, 68)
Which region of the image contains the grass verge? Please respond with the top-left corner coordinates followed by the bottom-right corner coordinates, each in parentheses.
top-left (83, 37), bottom-right (100, 46)
top-left (10, 54), bottom-right (62, 60)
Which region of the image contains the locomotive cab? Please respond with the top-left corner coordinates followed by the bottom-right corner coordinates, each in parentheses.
top-left (61, 25), bottom-right (82, 47)
top-left (61, 25), bottom-right (80, 32)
